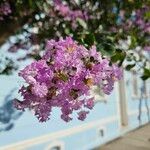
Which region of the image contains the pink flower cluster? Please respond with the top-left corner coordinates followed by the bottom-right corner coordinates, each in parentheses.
top-left (0, 2), bottom-right (11, 20)
top-left (53, 0), bottom-right (88, 29)
top-left (134, 6), bottom-right (150, 33)
top-left (144, 46), bottom-right (150, 52)
top-left (14, 37), bottom-right (122, 122)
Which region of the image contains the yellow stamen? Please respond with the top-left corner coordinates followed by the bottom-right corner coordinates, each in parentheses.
top-left (84, 78), bottom-right (94, 87)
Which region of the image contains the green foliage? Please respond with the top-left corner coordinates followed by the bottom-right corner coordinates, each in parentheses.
top-left (97, 43), bottom-right (116, 56)
top-left (77, 18), bottom-right (87, 29)
top-left (0, 0), bottom-right (149, 80)
top-left (96, 36), bottom-right (116, 56)
top-left (141, 68), bottom-right (150, 80)
top-left (125, 64), bottom-right (136, 71)
top-left (82, 33), bottom-right (95, 47)
top-left (111, 49), bottom-right (126, 66)
top-left (129, 35), bottom-right (137, 49)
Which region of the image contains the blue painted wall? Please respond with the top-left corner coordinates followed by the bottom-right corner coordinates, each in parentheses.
top-left (0, 68), bottom-right (150, 150)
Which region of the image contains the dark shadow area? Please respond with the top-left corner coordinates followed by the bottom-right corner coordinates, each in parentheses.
top-left (0, 88), bottom-right (23, 132)
top-left (138, 81), bottom-right (150, 125)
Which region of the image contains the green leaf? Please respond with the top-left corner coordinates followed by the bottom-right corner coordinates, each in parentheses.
top-left (141, 75), bottom-right (149, 80)
top-left (144, 68), bottom-right (150, 75)
top-left (125, 64), bottom-right (135, 71)
top-left (77, 18), bottom-right (87, 29)
top-left (129, 35), bottom-right (137, 49)
top-left (83, 33), bottom-right (95, 47)
top-left (111, 49), bottom-right (126, 66)
top-left (145, 11), bottom-right (150, 19)
top-left (141, 68), bottom-right (150, 80)
top-left (97, 42), bottom-right (116, 56)
top-left (28, 0), bottom-right (33, 7)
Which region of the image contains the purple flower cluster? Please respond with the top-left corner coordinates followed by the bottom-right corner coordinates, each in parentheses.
top-left (0, 2), bottom-right (11, 20)
top-left (144, 46), bottom-right (150, 52)
top-left (134, 6), bottom-right (150, 51)
top-left (111, 6), bottom-right (150, 35)
top-left (134, 6), bottom-right (150, 33)
top-left (14, 37), bottom-right (122, 122)
top-left (53, 0), bottom-right (88, 29)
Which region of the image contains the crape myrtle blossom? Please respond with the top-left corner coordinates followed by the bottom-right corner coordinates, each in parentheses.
top-left (53, 0), bottom-right (88, 29)
top-left (134, 6), bottom-right (150, 33)
top-left (0, 2), bottom-right (11, 20)
top-left (14, 37), bottom-right (122, 122)
top-left (144, 46), bottom-right (150, 52)
top-left (111, 6), bottom-right (150, 34)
